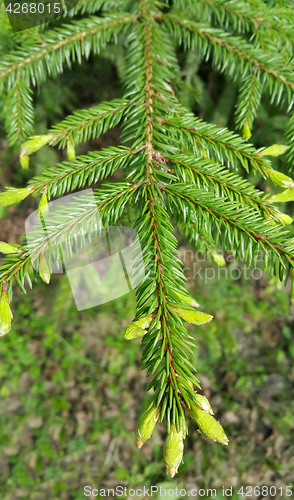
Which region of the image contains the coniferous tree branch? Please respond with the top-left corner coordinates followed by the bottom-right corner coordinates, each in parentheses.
top-left (121, 0), bottom-right (205, 451)
top-left (0, 182), bottom-right (139, 288)
top-left (135, 187), bottom-right (196, 434)
top-left (26, 146), bottom-right (142, 197)
top-left (162, 14), bottom-right (294, 107)
top-left (47, 98), bottom-right (134, 148)
top-left (174, 0), bottom-right (294, 55)
top-left (0, 13), bottom-right (136, 89)
top-left (64, 0), bottom-right (131, 17)
top-left (157, 111), bottom-right (272, 174)
top-left (18, 98), bottom-right (137, 168)
top-left (174, 0), bottom-right (258, 32)
top-left (173, 211), bottom-right (221, 256)
top-left (1, 0), bottom-right (294, 477)
top-left (4, 76), bottom-right (34, 145)
top-left (234, 71), bottom-right (263, 138)
top-left (164, 153), bottom-right (283, 220)
top-left (63, 0), bottom-right (105, 17)
top-left (165, 183), bottom-right (294, 273)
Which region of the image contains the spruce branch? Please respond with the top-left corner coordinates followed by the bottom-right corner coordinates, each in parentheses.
top-left (4, 76), bottom-right (34, 146)
top-left (134, 186), bottom-right (201, 437)
top-left (175, 0), bottom-right (294, 56)
top-left (64, 0), bottom-right (131, 17)
top-left (163, 14), bottom-right (294, 107)
top-left (166, 183), bottom-right (294, 274)
top-left (174, 0), bottom-right (257, 32)
top-left (165, 153), bottom-right (284, 221)
top-left (26, 146), bottom-right (142, 198)
top-left (158, 111), bottom-right (272, 174)
top-left (234, 71), bottom-right (263, 138)
top-left (122, 0), bottom-right (207, 461)
top-left (0, 182), bottom-right (139, 288)
top-left (47, 98), bottom-right (134, 149)
top-left (172, 210), bottom-right (221, 256)
top-left (0, 13), bottom-right (136, 89)
top-left (1, 0), bottom-right (294, 478)
top-left (63, 0), bottom-right (104, 16)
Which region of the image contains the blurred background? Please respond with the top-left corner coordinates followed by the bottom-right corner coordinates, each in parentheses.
top-left (0, 29), bottom-right (294, 500)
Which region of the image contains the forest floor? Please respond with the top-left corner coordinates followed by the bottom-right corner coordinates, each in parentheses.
top-left (0, 209), bottom-right (294, 500)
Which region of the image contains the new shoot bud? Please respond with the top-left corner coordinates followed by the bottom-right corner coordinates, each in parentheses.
top-left (0, 284), bottom-right (13, 337)
top-left (174, 290), bottom-right (199, 307)
top-left (125, 313), bottom-right (155, 340)
top-left (0, 187), bottom-right (31, 207)
top-left (39, 251), bottom-right (51, 284)
top-left (173, 307), bottom-right (213, 325)
top-left (262, 167), bottom-right (294, 189)
top-left (20, 154), bottom-right (29, 170)
top-left (242, 119), bottom-right (251, 140)
top-left (67, 139), bottom-right (76, 160)
top-left (268, 189), bottom-right (294, 203)
top-left (211, 250), bottom-right (226, 266)
top-left (38, 191), bottom-right (49, 217)
top-left (194, 394), bottom-right (214, 415)
top-left (0, 242), bottom-right (23, 254)
top-left (190, 407), bottom-right (228, 445)
top-left (258, 144), bottom-right (289, 157)
top-left (135, 405), bottom-right (160, 449)
top-left (164, 423), bottom-right (184, 478)
top-left (21, 135), bottom-right (54, 156)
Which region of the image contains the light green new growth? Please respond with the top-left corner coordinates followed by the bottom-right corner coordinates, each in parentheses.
top-left (0, 285), bottom-right (13, 337)
top-left (190, 406), bottom-right (229, 445)
top-left (135, 405), bottom-right (161, 449)
top-left (164, 424), bottom-right (185, 478)
top-left (173, 307), bottom-right (213, 325)
top-left (1, 0), bottom-right (294, 477)
top-left (39, 253), bottom-right (51, 285)
top-left (0, 242), bottom-right (22, 254)
top-left (0, 187), bottom-right (31, 206)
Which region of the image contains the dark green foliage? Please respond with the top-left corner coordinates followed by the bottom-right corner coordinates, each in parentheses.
top-left (1, 0), bottom-right (294, 476)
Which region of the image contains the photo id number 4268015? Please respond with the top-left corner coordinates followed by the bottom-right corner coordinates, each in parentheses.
top-left (6, 2), bottom-right (61, 14)
top-left (237, 486), bottom-right (292, 497)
